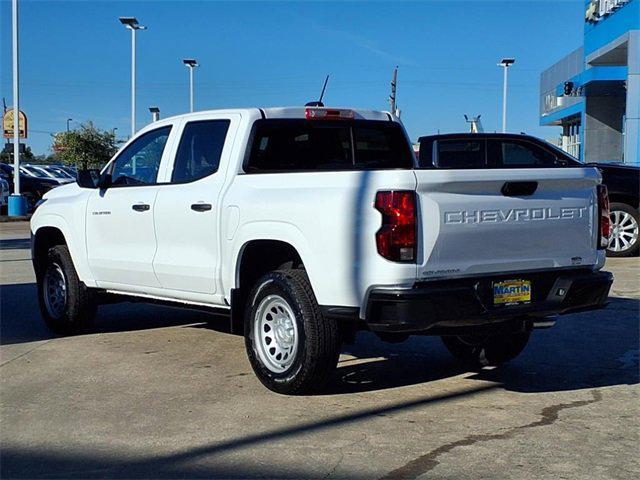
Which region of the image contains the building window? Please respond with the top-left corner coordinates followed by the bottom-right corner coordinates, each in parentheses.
top-left (562, 122), bottom-right (581, 160)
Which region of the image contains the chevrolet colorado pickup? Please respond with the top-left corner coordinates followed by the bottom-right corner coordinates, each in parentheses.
top-left (31, 107), bottom-right (613, 394)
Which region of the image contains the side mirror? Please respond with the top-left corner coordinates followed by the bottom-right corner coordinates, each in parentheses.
top-left (76, 169), bottom-right (100, 189)
top-left (98, 172), bottom-right (112, 189)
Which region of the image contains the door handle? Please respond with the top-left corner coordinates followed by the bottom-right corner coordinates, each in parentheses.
top-left (501, 181), bottom-right (538, 197)
top-left (132, 203), bottom-right (150, 212)
top-left (191, 203), bottom-right (212, 212)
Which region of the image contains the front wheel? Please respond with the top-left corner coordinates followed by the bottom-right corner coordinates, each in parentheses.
top-left (244, 269), bottom-right (341, 395)
top-left (441, 330), bottom-right (531, 367)
top-left (37, 245), bottom-right (96, 335)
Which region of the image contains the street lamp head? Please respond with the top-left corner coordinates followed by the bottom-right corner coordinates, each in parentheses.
top-left (499, 58), bottom-right (516, 67)
top-left (148, 107), bottom-right (160, 113)
top-left (119, 17), bottom-right (146, 30)
top-left (183, 59), bottom-right (199, 68)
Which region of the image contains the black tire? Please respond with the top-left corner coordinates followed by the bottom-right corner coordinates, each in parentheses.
top-left (441, 331), bottom-right (531, 367)
top-left (244, 269), bottom-right (341, 395)
top-left (37, 245), bottom-right (96, 335)
top-left (607, 202), bottom-right (639, 257)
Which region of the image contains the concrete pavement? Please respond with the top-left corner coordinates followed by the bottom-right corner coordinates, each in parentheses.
top-left (1, 221), bottom-right (638, 479)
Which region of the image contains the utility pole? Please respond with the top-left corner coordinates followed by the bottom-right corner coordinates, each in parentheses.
top-left (389, 66), bottom-right (398, 116)
top-left (464, 114), bottom-right (484, 133)
top-left (66, 118), bottom-right (72, 132)
top-left (498, 58), bottom-right (515, 133)
top-left (149, 106), bottom-right (160, 122)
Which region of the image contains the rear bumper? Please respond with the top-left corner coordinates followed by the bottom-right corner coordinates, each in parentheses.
top-left (365, 269), bottom-right (613, 333)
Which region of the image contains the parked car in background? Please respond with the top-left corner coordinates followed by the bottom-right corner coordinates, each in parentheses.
top-left (416, 133), bottom-right (639, 257)
top-left (0, 175), bottom-right (9, 213)
top-left (587, 162), bottom-right (639, 257)
top-left (0, 163), bottom-right (62, 212)
top-left (46, 165), bottom-right (76, 181)
top-left (20, 164), bottom-right (74, 184)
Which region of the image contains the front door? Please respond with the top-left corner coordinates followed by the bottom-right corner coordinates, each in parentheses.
top-left (153, 116), bottom-right (237, 295)
top-left (86, 125), bottom-right (173, 288)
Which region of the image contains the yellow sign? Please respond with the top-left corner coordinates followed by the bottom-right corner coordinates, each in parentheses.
top-left (493, 280), bottom-right (532, 305)
top-left (3, 109), bottom-right (28, 139)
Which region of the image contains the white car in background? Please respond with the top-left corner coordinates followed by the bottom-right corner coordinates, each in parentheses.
top-left (20, 164), bottom-right (73, 184)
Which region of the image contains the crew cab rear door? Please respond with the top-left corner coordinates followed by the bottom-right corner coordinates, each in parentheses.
top-left (152, 114), bottom-right (240, 299)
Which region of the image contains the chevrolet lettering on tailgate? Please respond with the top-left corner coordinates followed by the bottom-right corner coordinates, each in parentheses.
top-left (444, 206), bottom-right (587, 224)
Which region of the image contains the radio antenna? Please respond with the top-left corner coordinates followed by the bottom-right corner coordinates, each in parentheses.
top-left (305, 75), bottom-right (330, 107)
top-left (318, 75), bottom-right (329, 105)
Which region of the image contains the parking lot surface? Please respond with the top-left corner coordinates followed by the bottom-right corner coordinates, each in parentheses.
top-left (1, 221), bottom-right (638, 479)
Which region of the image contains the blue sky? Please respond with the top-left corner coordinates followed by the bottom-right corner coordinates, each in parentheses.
top-left (1, 0), bottom-right (585, 155)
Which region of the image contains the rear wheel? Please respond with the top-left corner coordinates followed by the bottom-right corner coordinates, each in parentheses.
top-left (244, 269), bottom-right (341, 395)
top-left (37, 245), bottom-right (96, 335)
top-left (607, 202), bottom-right (639, 257)
top-left (441, 330), bottom-right (531, 367)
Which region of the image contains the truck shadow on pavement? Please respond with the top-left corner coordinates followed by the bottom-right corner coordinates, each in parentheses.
top-left (331, 296), bottom-right (639, 395)
top-left (0, 283), bottom-right (221, 346)
top-left (2, 282), bottom-right (637, 396)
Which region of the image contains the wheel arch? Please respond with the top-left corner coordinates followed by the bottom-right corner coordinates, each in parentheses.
top-left (608, 194), bottom-right (639, 211)
top-left (227, 228), bottom-right (318, 334)
top-left (31, 215), bottom-right (94, 285)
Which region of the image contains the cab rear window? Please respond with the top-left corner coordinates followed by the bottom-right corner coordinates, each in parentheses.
top-left (245, 119), bottom-right (414, 172)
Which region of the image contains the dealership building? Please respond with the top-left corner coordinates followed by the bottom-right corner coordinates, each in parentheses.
top-left (540, 0), bottom-right (639, 164)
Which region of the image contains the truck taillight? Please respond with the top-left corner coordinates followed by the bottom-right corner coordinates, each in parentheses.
top-left (375, 191), bottom-right (416, 262)
top-left (305, 108), bottom-right (354, 120)
top-left (597, 184), bottom-right (611, 249)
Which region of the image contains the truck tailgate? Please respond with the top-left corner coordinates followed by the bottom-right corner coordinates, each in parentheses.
top-left (414, 167), bottom-right (601, 280)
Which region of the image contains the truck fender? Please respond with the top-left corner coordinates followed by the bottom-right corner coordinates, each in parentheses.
top-left (31, 214), bottom-right (95, 287)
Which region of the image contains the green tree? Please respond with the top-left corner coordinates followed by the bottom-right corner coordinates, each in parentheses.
top-left (0, 144), bottom-right (35, 164)
top-left (51, 122), bottom-right (117, 170)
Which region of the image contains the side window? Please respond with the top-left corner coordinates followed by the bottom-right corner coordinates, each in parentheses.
top-left (110, 126), bottom-right (171, 186)
top-left (436, 140), bottom-right (485, 168)
top-left (171, 120), bottom-right (230, 183)
top-left (489, 140), bottom-right (558, 167)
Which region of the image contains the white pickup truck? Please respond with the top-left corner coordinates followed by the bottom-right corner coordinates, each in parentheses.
top-left (31, 107), bottom-right (613, 394)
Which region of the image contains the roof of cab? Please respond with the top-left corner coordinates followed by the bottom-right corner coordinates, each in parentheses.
top-left (150, 107), bottom-right (393, 125)
top-left (262, 107), bottom-right (392, 121)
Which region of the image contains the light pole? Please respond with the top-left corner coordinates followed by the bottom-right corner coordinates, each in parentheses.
top-left (182, 59), bottom-right (199, 112)
top-left (9, 0), bottom-right (25, 216)
top-left (66, 118), bottom-right (72, 132)
top-left (119, 17), bottom-right (146, 137)
top-left (498, 58), bottom-right (515, 133)
top-left (149, 106), bottom-right (160, 122)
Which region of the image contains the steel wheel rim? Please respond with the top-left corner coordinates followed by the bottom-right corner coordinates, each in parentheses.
top-left (43, 262), bottom-right (67, 319)
top-left (254, 295), bottom-right (299, 373)
top-left (608, 210), bottom-right (639, 253)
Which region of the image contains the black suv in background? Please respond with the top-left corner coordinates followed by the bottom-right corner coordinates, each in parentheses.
top-left (0, 163), bottom-right (63, 212)
top-left (417, 133), bottom-right (639, 257)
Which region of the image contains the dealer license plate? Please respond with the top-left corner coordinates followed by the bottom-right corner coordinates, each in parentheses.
top-left (493, 279), bottom-right (532, 305)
